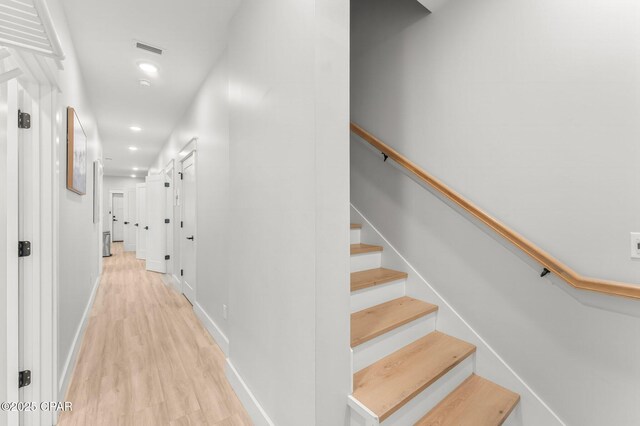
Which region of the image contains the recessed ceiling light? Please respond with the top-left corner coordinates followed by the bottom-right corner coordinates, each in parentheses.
top-left (133, 167), bottom-right (139, 171)
top-left (138, 62), bottom-right (158, 74)
top-left (130, 126), bottom-right (142, 132)
top-left (139, 79), bottom-right (151, 87)
top-left (129, 146), bottom-right (138, 151)
top-left (131, 174), bottom-right (137, 178)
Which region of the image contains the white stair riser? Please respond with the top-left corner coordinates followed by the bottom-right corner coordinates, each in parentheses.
top-left (353, 313), bottom-right (437, 372)
top-left (502, 404), bottom-right (523, 426)
top-left (382, 355), bottom-right (474, 426)
top-left (351, 279), bottom-right (405, 312)
top-left (349, 355), bottom-right (475, 426)
top-left (351, 252), bottom-right (382, 272)
top-left (351, 228), bottom-right (361, 244)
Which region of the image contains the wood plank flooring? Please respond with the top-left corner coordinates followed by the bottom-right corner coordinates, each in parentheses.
top-left (58, 243), bottom-right (252, 426)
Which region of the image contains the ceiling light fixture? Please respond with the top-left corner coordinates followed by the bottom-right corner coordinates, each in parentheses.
top-left (139, 79), bottom-right (151, 87)
top-left (138, 62), bottom-right (158, 74)
top-left (131, 174), bottom-right (137, 178)
top-left (133, 167), bottom-right (139, 171)
top-left (129, 146), bottom-right (138, 151)
top-left (130, 126), bottom-right (142, 132)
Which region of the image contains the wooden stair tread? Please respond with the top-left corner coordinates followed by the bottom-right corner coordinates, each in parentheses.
top-left (351, 268), bottom-right (408, 292)
top-left (353, 331), bottom-right (476, 422)
top-left (350, 243), bottom-right (383, 255)
top-left (415, 374), bottom-right (520, 426)
top-left (351, 223), bottom-right (362, 229)
top-left (351, 297), bottom-right (437, 347)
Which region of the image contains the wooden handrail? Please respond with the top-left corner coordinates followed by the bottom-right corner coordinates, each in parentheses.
top-left (351, 122), bottom-right (640, 300)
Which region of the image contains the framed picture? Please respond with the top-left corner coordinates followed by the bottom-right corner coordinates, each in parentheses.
top-left (67, 107), bottom-right (87, 195)
top-left (93, 160), bottom-right (103, 223)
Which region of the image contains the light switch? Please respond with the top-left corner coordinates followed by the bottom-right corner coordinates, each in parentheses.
top-left (630, 233), bottom-right (640, 259)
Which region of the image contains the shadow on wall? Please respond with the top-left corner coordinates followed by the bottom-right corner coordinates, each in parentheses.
top-left (351, 0), bottom-right (429, 58)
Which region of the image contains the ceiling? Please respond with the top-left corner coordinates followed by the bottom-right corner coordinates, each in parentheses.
top-left (61, 0), bottom-right (239, 176)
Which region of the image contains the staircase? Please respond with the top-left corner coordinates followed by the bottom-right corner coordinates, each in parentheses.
top-left (348, 222), bottom-right (520, 425)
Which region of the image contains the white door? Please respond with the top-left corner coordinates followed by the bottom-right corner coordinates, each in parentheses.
top-left (136, 183), bottom-right (146, 260)
top-left (1, 78), bottom-right (20, 426)
top-left (145, 174), bottom-right (166, 273)
top-left (181, 153), bottom-right (196, 303)
top-left (123, 188), bottom-right (136, 251)
top-left (17, 80), bottom-right (35, 426)
top-left (111, 193), bottom-right (124, 241)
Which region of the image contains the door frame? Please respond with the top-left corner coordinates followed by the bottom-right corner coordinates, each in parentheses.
top-left (162, 160), bottom-right (175, 278)
top-left (179, 147), bottom-right (197, 299)
top-left (123, 187), bottom-right (137, 252)
top-left (135, 183), bottom-right (147, 260)
top-left (109, 190), bottom-right (125, 243)
top-left (2, 71), bottom-right (59, 426)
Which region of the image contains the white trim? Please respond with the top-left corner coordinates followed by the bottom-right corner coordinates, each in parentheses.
top-left (171, 273), bottom-right (182, 293)
top-left (225, 359), bottom-right (275, 426)
top-left (351, 204), bottom-right (566, 425)
top-left (3, 76), bottom-right (19, 426)
top-left (57, 275), bottom-right (100, 398)
top-left (179, 148), bottom-right (197, 303)
top-left (348, 395), bottom-right (379, 426)
top-left (194, 303), bottom-right (229, 356)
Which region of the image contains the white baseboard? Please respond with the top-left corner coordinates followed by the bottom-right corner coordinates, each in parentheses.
top-left (162, 273), bottom-right (182, 293)
top-left (171, 274), bottom-right (182, 292)
top-left (194, 302), bottom-right (229, 356)
top-left (225, 359), bottom-right (275, 426)
top-left (58, 275), bottom-right (100, 398)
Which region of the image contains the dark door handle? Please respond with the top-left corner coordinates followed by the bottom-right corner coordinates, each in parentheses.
top-left (124, 221), bottom-right (129, 225)
top-left (144, 226), bottom-right (149, 230)
top-left (134, 223), bottom-right (139, 227)
top-left (113, 218), bottom-right (117, 221)
top-left (186, 236), bottom-right (194, 241)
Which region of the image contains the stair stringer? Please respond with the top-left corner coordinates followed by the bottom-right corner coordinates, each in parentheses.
top-left (350, 204), bottom-right (565, 426)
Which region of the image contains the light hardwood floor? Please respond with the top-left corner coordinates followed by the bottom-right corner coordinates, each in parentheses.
top-left (58, 243), bottom-right (252, 426)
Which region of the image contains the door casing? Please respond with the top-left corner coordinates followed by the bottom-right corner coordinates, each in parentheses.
top-left (180, 149), bottom-right (197, 303)
top-left (109, 190), bottom-right (124, 243)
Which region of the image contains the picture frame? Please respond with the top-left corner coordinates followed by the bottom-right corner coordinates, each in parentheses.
top-left (66, 107), bottom-right (87, 195)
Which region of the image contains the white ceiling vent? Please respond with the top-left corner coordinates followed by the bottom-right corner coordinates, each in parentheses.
top-left (0, 0), bottom-right (64, 60)
top-left (135, 41), bottom-right (163, 55)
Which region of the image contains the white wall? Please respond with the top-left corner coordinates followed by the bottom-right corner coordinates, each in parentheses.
top-left (150, 1), bottom-right (350, 424)
top-left (150, 50), bottom-right (231, 339)
top-left (227, 0), bottom-right (349, 424)
top-left (102, 175), bottom-right (144, 232)
top-left (351, 0), bottom-right (640, 424)
top-left (47, 0), bottom-right (104, 396)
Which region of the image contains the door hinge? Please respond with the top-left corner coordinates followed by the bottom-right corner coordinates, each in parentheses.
top-left (18, 110), bottom-right (30, 129)
top-left (165, 255), bottom-right (170, 260)
top-left (134, 223), bottom-right (139, 227)
top-left (179, 172), bottom-right (183, 180)
top-left (18, 241), bottom-right (31, 257)
top-left (180, 269), bottom-right (184, 276)
top-left (19, 370), bottom-right (31, 388)
top-left (180, 221), bottom-right (183, 228)
top-left (165, 218), bottom-right (170, 224)
top-left (164, 182), bottom-right (170, 187)
top-left (144, 226), bottom-right (149, 230)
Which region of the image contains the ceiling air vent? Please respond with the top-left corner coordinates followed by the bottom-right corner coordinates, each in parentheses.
top-left (135, 41), bottom-right (163, 55)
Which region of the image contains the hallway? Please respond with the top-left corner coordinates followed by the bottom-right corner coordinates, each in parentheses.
top-left (58, 244), bottom-right (251, 426)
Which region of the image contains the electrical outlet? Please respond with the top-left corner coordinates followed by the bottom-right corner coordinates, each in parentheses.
top-left (223, 304), bottom-right (228, 320)
top-left (630, 233), bottom-right (640, 259)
